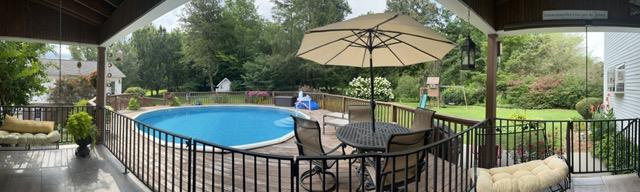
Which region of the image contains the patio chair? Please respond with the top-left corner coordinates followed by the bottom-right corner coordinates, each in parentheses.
top-left (322, 110), bottom-right (349, 134)
top-left (411, 108), bottom-right (435, 131)
top-left (291, 115), bottom-right (345, 192)
top-left (364, 130), bottom-right (431, 191)
top-left (348, 105), bottom-right (372, 123)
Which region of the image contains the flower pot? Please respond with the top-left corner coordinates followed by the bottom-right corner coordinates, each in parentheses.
top-left (75, 137), bottom-right (92, 158)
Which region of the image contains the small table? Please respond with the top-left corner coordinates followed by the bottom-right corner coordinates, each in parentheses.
top-left (336, 122), bottom-right (411, 152)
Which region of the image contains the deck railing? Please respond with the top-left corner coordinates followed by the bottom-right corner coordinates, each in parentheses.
top-left (0, 105), bottom-right (96, 143)
top-left (102, 106), bottom-right (485, 192)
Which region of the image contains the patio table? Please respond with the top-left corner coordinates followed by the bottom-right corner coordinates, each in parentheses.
top-left (336, 122), bottom-right (411, 152)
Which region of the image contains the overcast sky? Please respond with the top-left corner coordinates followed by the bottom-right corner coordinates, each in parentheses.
top-left (46, 0), bottom-right (604, 61)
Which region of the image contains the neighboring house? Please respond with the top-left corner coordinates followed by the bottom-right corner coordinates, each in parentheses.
top-left (603, 33), bottom-right (640, 119)
top-left (31, 59), bottom-right (126, 103)
top-left (216, 78), bottom-right (232, 92)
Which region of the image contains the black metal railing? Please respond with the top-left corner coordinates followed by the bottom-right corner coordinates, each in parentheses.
top-left (0, 105), bottom-right (96, 143)
top-left (104, 109), bottom-right (192, 192)
top-left (495, 118), bottom-right (640, 174)
top-left (296, 121), bottom-right (483, 192)
top-left (101, 107), bottom-right (486, 192)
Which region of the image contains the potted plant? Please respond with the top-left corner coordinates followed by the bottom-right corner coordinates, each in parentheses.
top-left (66, 111), bottom-right (96, 158)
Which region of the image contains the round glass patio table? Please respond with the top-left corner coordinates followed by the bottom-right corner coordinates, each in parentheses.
top-left (336, 122), bottom-right (411, 152)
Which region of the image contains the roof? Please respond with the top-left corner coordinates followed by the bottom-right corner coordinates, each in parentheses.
top-left (41, 58), bottom-right (126, 78)
top-left (217, 78), bottom-right (231, 87)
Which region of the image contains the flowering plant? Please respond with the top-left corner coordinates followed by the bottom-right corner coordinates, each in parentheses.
top-left (346, 76), bottom-right (394, 102)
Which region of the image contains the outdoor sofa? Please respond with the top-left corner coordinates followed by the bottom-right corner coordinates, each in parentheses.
top-left (0, 115), bottom-right (60, 148)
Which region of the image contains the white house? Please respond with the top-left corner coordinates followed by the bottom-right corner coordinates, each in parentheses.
top-left (603, 32), bottom-right (640, 119)
top-left (31, 59), bottom-right (126, 103)
top-left (216, 78), bottom-right (232, 92)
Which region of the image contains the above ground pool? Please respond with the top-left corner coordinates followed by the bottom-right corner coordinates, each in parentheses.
top-left (134, 106), bottom-right (306, 149)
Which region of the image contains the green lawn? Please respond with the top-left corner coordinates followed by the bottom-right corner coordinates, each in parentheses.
top-left (395, 103), bottom-right (579, 121)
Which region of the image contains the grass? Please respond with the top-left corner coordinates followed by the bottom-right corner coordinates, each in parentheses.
top-left (395, 102), bottom-right (580, 121)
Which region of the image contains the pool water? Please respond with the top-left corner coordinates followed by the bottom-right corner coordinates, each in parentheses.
top-left (135, 106), bottom-right (303, 148)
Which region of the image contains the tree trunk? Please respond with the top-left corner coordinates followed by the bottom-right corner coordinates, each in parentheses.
top-left (209, 74), bottom-right (215, 92)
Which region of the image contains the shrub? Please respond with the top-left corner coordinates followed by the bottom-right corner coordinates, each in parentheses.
top-left (124, 87), bottom-right (146, 97)
top-left (575, 97), bottom-right (603, 119)
top-left (442, 88), bottom-right (465, 105)
top-left (394, 75), bottom-right (420, 102)
top-left (590, 108), bottom-right (616, 141)
top-left (170, 96), bottom-right (181, 106)
top-left (509, 111), bottom-right (528, 120)
top-left (66, 111), bottom-right (96, 142)
top-left (128, 97), bottom-right (141, 110)
top-left (346, 77), bottom-right (394, 102)
top-left (595, 134), bottom-right (639, 173)
top-left (74, 99), bottom-right (89, 107)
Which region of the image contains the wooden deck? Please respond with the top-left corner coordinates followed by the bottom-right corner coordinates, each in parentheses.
top-left (108, 106), bottom-right (468, 192)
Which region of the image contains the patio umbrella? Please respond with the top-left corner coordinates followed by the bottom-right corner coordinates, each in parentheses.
top-left (296, 13), bottom-right (455, 132)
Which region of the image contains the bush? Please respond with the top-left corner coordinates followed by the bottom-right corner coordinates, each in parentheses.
top-left (74, 99), bottom-right (89, 107)
top-left (394, 75), bottom-right (420, 102)
top-left (124, 87), bottom-right (146, 97)
top-left (590, 108), bottom-right (616, 141)
top-left (509, 111), bottom-right (528, 120)
top-left (170, 96), bottom-right (181, 106)
top-left (595, 134), bottom-right (639, 173)
top-left (66, 112), bottom-right (96, 142)
top-left (48, 76), bottom-right (95, 104)
top-left (346, 77), bottom-right (394, 102)
top-left (442, 87), bottom-right (465, 105)
top-left (575, 97), bottom-right (603, 119)
top-left (127, 97), bottom-right (141, 110)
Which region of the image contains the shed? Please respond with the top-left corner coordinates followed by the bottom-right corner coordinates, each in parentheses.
top-left (216, 78), bottom-right (232, 92)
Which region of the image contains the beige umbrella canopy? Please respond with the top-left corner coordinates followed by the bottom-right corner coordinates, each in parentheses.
top-left (297, 13), bottom-right (455, 67)
top-left (296, 13), bottom-right (455, 132)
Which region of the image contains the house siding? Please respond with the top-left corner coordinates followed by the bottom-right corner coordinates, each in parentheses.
top-left (604, 32), bottom-right (640, 119)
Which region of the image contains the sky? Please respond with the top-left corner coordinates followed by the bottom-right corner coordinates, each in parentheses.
top-left (46, 0), bottom-right (605, 61)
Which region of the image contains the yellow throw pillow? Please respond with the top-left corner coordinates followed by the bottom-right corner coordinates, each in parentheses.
top-left (1, 116), bottom-right (54, 134)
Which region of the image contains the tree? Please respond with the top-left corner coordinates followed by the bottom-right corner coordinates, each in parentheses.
top-left (0, 41), bottom-right (49, 106)
top-left (48, 76), bottom-right (95, 104)
top-left (68, 45), bottom-right (97, 61)
top-left (183, 0), bottom-right (266, 91)
top-left (131, 26), bottom-right (184, 95)
top-left (108, 40), bottom-right (139, 88)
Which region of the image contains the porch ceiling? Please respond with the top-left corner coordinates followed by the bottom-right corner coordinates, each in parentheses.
top-left (437, 0), bottom-right (640, 35)
top-left (0, 0), bottom-right (187, 46)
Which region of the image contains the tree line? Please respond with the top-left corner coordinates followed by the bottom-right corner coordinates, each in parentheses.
top-left (2, 0), bottom-right (602, 109)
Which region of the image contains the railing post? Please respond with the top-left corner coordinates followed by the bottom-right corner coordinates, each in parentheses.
top-left (567, 121), bottom-right (573, 173)
top-left (341, 97), bottom-right (346, 113)
top-left (321, 94), bottom-right (326, 109)
top-left (390, 105), bottom-right (397, 123)
top-left (187, 139), bottom-right (194, 192)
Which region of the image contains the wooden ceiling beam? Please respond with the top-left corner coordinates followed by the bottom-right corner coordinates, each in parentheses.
top-left (103, 0), bottom-right (118, 8)
top-left (99, 0), bottom-right (162, 43)
top-left (33, 0), bottom-right (105, 25)
top-left (74, 0), bottom-right (113, 17)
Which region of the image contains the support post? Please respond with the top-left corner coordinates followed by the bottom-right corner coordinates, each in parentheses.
top-left (481, 34), bottom-right (498, 168)
top-left (96, 46), bottom-right (106, 144)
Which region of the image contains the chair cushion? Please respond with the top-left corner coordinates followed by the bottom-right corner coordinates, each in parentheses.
top-left (474, 156), bottom-right (568, 192)
top-left (324, 119), bottom-right (348, 127)
top-left (325, 112), bottom-right (348, 119)
top-left (0, 116), bottom-right (55, 134)
top-left (0, 130), bottom-right (19, 146)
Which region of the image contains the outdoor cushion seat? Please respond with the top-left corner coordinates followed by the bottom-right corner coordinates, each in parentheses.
top-left (0, 131), bottom-right (20, 146)
top-left (474, 156), bottom-right (568, 192)
top-left (325, 112), bottom-right (348, 119)
top-left (0, 116), bottom-right (60, 147)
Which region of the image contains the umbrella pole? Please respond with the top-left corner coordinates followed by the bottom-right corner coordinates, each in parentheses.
top-left (369, 48), bottom-right (376, 133)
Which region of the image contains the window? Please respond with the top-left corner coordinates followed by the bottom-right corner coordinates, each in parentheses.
top-left (607, 64), bottom-right (625, 94)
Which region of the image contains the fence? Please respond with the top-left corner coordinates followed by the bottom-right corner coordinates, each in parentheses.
top-left (0, 105), bottom-right (96, 143)
top-left (495, 118), bottom-right (640, 174)
top-left (102, 106), bottom-right (485, 192)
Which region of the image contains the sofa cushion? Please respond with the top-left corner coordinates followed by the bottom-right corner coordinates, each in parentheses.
top-left (0, 130), bottom-right (19, 146)
top-left (1, 116), bottom-right (55, 134)
top-left (474, 156), bottom-right (569, 192)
